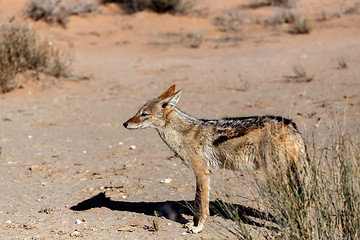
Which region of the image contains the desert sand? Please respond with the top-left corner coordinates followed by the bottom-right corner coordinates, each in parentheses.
top-left (0, 0), bottom-right (359, 239)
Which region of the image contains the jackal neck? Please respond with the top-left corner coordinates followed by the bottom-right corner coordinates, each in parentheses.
top-left (156, 108), bottom-right (202, 154)
top-left (160, 108), bottom-right (200, 133)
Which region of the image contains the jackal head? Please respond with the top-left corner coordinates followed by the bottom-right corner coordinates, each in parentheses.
top-left (123, 85), bottom-right (182, 130)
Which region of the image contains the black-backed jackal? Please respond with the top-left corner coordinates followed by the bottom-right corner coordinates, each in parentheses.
top-left (123, 85), bottom-right (307, 233)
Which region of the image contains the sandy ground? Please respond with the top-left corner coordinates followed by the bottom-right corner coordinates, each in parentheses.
top-left (1, 0), bottom-right (360, 239)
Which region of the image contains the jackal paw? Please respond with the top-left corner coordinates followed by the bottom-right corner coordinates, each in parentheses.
top-left (185, 222), bottom-right (204, 233)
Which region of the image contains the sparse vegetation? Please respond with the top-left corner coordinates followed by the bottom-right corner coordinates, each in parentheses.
top-left (248, 0), bottom-right (297, 8)
top-left (25, 0), bottom-right (69, 27)
top-left (146, 0), bottom-right (193, 14)
top-left (214, 198), bottom-right (253, 239)
top-left (181, 31), bottom-right (203, 48)
top-left (320, 2), bottom-right (360, 21)
top-left (214, 9), bottom-right (250, 32)
top-left (269, 7), bottom-right (313, 34)
top-left (321, 10), bottom-right (332, 21)
top-left (283, 64), bottom-right (313, 83)
top-left (108, 0), bottom-right (193, 14)
top-left (0, 24), bottom-right (71, 93)
top-left (147, 31), bottom-right (203, 49)
top-left (259, 147), bottom-right (312, 239)
top-left (264, 131), bottom-right (359, 239)
top-left (218, 128), bottom-right (360, 239)
top-left (342, 2), bottom-right (360, 15)
top-left (337, 58), bottom-right (348, 69)
top-left (291, 15), bottom-right (313, 34)
top-left (270, 7), bottom-right (298, 25)
top-left (151, 211), bottom-right (160, 232)
top-left (24, 0), bottom-right (99, 27)
top-left (270, 0), bottom-right (297, 8)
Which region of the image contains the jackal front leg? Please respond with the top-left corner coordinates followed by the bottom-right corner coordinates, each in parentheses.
top-left (188, 156), bottom-right (210, 233)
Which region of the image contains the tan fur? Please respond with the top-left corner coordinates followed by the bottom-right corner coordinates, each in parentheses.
top-left (123, 85), bottom-right (307, 233)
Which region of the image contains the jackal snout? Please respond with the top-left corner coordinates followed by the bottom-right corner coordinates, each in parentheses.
top-left (123, 114), bottom-right (141, 129)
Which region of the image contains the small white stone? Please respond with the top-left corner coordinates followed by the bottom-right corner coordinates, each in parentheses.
top-left (83, 150), bottom-right (87, 154)
top-left (75, 219), bottom-right (83, 224)
top-left (108, 145), bottom-right (112, 149)
top-left (5, 220), bottom-right (12, 224)
top-left (121, 195), bottom-right (127, 199)
top-left (160, 178), bottom-right (172, 184)
top-left (28, 135), bottom-right (32, 139)
top-left (129, 145), bottom-right (136, 150)
top-left (118, 142), bottom-right (123, 145)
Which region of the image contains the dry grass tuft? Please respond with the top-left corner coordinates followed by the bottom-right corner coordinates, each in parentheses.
top-left (291, 16), bottom-right (313, 34)
top-left (337, 58), bottom-right (348, 69)
top-left (218, 127), bottom-right (360, 239)
top-left (270, 7), bottom-right (298, 25)
top-left (343, 2), bottom-right (360, 15)
top-left (214, 9), bottom-right (250, 32)
top-left (269, 7), bottom-right (313, 34)
top-left (147, 0), bottom-right (193, 14)
top-left (321, 2), bottom-right (360, 21)
top-left (110, 0), bottom-right (194, 14)
top-left (259, 147), bottom-right (312, 239)
top-left (24, 0), bottom-right (99, 27)
top-left (181, 31), bottom-right (203, 48)
top-left (0, 24), bottom-right (72, 93)
top-left (270, 0), bottom-right (297, 8)
top-left (263, 131), bottom-right (360, 239)
top-left (25, 0), bottom-right (70, 27)
top-left (248, 0), bottom-right (297, 8)
top-left (152, 211), bottom-right (160, 232)
top-left (283, 64), bottom-right (313, 83)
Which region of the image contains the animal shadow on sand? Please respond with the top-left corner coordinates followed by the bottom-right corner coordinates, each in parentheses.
top-left (70, 192), bottom-right (278, 230)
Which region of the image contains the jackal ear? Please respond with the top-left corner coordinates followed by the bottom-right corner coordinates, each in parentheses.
top-left (162, 89), bottom-right (182, 109)
top-left (158, 84), bottom-right (176, 99)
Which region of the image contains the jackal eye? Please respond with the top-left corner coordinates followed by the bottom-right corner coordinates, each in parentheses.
top-left (140, 112), bottom-right (148, 117)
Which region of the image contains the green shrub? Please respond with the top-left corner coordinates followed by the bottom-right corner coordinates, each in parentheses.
top-left (0, 24), bottom-right (71, 93)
